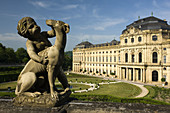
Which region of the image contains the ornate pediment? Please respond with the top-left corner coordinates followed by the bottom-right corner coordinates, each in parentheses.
top-left (125, 26), bottom-right (141, 35)
top-left (152, 47), bottom-right (159, 52)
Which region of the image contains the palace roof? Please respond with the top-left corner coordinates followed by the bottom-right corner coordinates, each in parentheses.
top-left (122, 16), bottom-right (170, 34)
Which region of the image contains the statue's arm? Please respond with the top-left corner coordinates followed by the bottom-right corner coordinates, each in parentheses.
top-left (41, 27), bottom-right (55, 38)
top-left (26, 41), bottom-right (42, 63)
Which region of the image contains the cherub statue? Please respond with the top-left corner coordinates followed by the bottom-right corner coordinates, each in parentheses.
top-left (15, 17), bottom-right (70, 99)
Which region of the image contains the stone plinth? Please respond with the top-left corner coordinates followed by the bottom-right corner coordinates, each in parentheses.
top-left (13, 90), bottom-right (71, 107)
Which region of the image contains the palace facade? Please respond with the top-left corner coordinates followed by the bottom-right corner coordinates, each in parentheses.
top-left (72, 16), bottom-right (170, 85)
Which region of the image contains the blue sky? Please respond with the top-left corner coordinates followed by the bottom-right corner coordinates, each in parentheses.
top-left (1, 0), bottom-right (170, 51)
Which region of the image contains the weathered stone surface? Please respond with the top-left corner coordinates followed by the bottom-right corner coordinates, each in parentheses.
top-left (13, 90), bottom-right (71, 107)
top-left (1, 99), bottom-right (170, 113)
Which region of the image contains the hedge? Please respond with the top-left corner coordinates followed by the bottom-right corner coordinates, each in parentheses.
top-left (70, 94), bottom-right (170, 105)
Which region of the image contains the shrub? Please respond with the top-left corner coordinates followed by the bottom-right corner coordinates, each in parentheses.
top-left (161, 78), bottom-right (166, 82)
top-left (110, 72), bottom-right (115, 75)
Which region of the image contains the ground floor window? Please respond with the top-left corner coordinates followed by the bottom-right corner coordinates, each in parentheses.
top-left (152, 70), bottom-right (158, 81)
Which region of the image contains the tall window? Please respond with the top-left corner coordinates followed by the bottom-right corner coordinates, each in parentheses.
top-left (106, 56), bottom-right (108, 62)
top-left (139, 52), bottom-right (142, 63)
top-left (153, 52), bottom-right (158, 63)
top-left (125, 39), bottom-right (127, 43)
top-left (110, 56), bottom-right (112, 62)
top-left (132, 54), bottom-right (135, 63)
top-left (99, 57), bottom-right (101, 62)
top-left (103, 57), bottom-right (104, 62)
top-left (138, 36), bottom-right (142, 42)
top-left (164, 56), bottom-right (166, 63)
top-left (152, 71), bottom-right (158, 81)
top-left (125, 53), bottom-right (128, 62)
top-left (119, 56), bottom-right (120, 62)
top-left (114, 56), bottom-right (116, 62)
top-left (131, 38), bottom-right (134, 43)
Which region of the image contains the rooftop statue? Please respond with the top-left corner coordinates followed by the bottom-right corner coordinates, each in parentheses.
top-left (14, 17), bottom-right (71, 107)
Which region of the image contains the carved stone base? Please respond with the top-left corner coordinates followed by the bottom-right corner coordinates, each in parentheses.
top-left (13, 90), bottom-right (71, 107)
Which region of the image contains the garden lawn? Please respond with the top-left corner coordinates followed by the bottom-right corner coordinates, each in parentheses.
top-left (0, 81), bottom-right (17, 90)
top-left (144, 85), bottom-right (170, 103)
top-left (74, 82), bottom-right (142, 98)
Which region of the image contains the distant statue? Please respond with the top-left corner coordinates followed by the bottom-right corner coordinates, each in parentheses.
top-left (14, 17), bottom-right (71, 106)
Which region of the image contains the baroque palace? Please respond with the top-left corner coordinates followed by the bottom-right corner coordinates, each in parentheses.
top-left (72, 16), bottom-right (170, 85)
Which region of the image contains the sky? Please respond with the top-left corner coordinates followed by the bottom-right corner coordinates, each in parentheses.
top-left (1, 0), bottom-right (170, 51)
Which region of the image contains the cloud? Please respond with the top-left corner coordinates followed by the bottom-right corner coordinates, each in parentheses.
top-left (63, 4), bottom-right (79, 10)
top-left (0, 33), bottom-right (27, 50)
top-left (65, 34), bottom-right (120, 51)
top-left (0, 33), bottom-right (25, 41)
top-left (152, 0), bottom-right (159, 8)
top-left (30, 1), bottom-right (50, 8)
top-left (80, 18), bottom-right (127, 31)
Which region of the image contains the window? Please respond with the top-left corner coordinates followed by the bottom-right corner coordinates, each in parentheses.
top-left (138, 37), bottom-right (142, 42)
top-left (103, 57), bottom-right (104, 62)
top-left (125, 53), bottom-right (128, 62)
top-left (164, 56), bottom-right (166, 63)
top-left (110, 51), bottom-right (112, 53)
top-left (132, 54), bottom-right (135, 63)
top-left (138, 69), bottom-right (141, 80)
top-left (163, 48), bottom-right (166, 50)
top-left (119, 56), bottom-right (120, 62)
top-left (125, 39), bottom-right (127, 43)
top-left (99, 57), bottom-right (101, 62)
top-left (153, 52), bottom-right (158, 63)
top-left (139, 52), bottom-right (142, 63)
top-left (110, 56), bottom-right (112, 62)
top-left (131, 38), bottom-right (134, 43)
top-left (114, 56), bottom-right (116, 62)
top-left (96, 57), bottom-right (98, 62)
top-left (106, 56), bottom-right (108, 62)
top-left (152, 71), bottom-right (158, 81)
top-left (152, 35), bottom-right (157, 41)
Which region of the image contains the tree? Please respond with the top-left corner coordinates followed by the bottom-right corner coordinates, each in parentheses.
top-left (15, 47), bottom-right (29, 64)
top-left (5, 48), bottom-right (16, 63)
top-left (62, 51), bottom-right (72, 71)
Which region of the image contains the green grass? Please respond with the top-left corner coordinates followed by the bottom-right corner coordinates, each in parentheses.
top-left (0, 81), bottom-right (17, 90)
top-left (144, 85), bottom-right (170, 103)
top-left (74, 82), bottom-right (142, 98)
top-left (55, 83), bottom-right (90, 91)
top-left (63, 73), bottom-right (115, 84)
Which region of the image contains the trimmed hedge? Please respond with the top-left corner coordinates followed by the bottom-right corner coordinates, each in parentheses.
top-left (0, 66), bottom-right (23, 83)
top-left (0, 66), bottom-right (23, 72)
top-left (0, 73), bottom-right (19, 83)
top-left (70, 94), bottom-right (170, 105)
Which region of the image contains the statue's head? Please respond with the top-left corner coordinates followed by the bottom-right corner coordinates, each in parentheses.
top-left (17, 17), bottom-right (41, 38)
top-left (46, 20), bottom-right (70, 34)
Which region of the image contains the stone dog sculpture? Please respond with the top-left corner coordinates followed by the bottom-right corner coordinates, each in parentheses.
top-left (15, 17), bottom-right (70, 99)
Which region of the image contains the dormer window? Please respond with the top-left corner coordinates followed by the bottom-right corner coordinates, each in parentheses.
top-left (131, 38), bottom-right (134, 43)
top-left (138, 37), bottom-right (142, 42)
top-left (152, 35), bottom-right (157, 41)
top-left (125, 39), bottom-right (127, 43)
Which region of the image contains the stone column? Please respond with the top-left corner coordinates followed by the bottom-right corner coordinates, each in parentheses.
top-left (143, 68), bottom-right (146, 83)
top-left (126, 67), bottom-right (129, 80)
top-left (120, 67), bottom-right (122, 80)
top-left (141, 69), bottom-right (143, 82)
top-left (133, 68), bottom-right (136, 81)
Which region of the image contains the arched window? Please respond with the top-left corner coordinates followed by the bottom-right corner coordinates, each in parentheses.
top-left (132, 54), bottom-right (135, 62)
top-left (139, 52), bottom-right (142, 63)
top-left (131, 38), bottom-right (134, 43)
top-left (138, 37), bottom-right (142, 42)
top-left (125, 39), bottom-right (127, 43)
top-left (152, 35), bottom-right (157, 41)
top-left (152, 71), bottom-right (158, 81)
top-left (153, 52), bottom-right (158, 63)
top-left (125, 53), bottom-right (128, 62)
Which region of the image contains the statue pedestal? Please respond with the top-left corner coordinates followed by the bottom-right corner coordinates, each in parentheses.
top-left (13, 90), bottom-right (71, 107)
